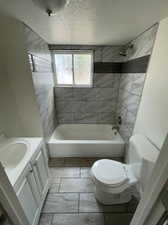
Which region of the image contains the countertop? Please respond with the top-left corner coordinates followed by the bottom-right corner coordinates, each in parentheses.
top-left (0, 137), bottom-right (43, 186)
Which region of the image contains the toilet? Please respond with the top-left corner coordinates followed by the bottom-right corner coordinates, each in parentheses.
top-left (91, 134), bottom-right (159, 205)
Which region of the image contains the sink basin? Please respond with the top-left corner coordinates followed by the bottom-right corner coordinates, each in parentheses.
top-left (0, 141), bottom-right (28, 168)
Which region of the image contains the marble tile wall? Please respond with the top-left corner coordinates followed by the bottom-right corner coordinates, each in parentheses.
top-left (117, 24), bottom-right (158, 142)
top-left (55, 73), bottom-right (120, 124)
top-left (124, 24), bottom-right (159, 61)
top-left (24, 26), bottom-right (57, 139)
top-left (52, 45), bottom-right (124, 124)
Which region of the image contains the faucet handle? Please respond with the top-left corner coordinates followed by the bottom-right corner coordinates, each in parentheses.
top-left (112, 126), bottom-right (119, 130)
top-left (118, 116), bottom-right (122, 125)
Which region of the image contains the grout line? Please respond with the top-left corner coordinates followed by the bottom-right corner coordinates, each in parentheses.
top-left (42, 212), bottom-right (133, 215)
top-left (58, 178), bottom-right (62, 192)
top-left (50, 177), bottom-right (92, 180)
top-left (48, 192), bottom-right (94, 194)
top-left (51, 213), bottom-right (54, 225)
top-left (103, 212), bottom-right (106, 225)
top-left (80, 167), bottom-right (82, 178)
top-left (78, 193), bottom-right (80, 213)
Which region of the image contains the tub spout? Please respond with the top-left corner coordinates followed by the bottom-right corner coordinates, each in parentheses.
top-left (112, 126), bottom-right (119, 131)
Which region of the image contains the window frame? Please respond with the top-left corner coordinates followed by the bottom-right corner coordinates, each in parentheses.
top-left (52, 50), bottom-right (93, 88)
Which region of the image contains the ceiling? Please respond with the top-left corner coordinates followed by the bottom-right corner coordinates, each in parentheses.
top-left (0, 0), bottom-right (168, 45)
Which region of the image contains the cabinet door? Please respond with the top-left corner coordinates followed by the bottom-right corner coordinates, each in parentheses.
top-left (28, 167), bottom-right (41, 206)
top-left (17, 176), bottom-right (38, 225)
top-left (34, 149), bottom-right (48, 197)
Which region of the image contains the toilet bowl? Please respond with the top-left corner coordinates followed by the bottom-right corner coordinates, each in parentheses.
top-left (91, 159), bottom-right (137, 204)
top-left (91, 134), bottom-right (159, 205)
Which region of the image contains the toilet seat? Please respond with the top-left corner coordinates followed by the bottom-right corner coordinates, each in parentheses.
top-left (91, 159), bottom-right (129, 188)
top-left (91, 159), bottom-right (138, 204)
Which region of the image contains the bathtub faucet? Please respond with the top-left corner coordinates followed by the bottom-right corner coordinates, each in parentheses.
top-left (112, 126), bottom-right (119, 132)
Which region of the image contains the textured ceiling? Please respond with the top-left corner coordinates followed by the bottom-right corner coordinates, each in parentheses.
top-left (0, 0), bottom-right (168, 45)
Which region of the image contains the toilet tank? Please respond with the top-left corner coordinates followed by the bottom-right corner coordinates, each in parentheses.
top-left (127, 134), bottom-right (159, 193)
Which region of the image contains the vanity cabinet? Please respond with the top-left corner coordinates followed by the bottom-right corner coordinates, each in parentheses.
top-left (16, 145), bottom-right (49, 225)
top-left (17, 172), bottom-right (39, 225)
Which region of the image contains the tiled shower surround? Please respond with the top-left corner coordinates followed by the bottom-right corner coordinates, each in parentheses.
top-left (117, 24), bottom-right (158, 142)
top-left (50, 24), bottom-right (158, 142)
top-left (25, 27), bottom-right (57, 139)
top-left (24, 23), bottom-right (158, 141)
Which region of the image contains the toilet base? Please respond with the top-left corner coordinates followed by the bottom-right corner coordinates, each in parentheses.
top-left (95, 187), bottom-right (132, 205)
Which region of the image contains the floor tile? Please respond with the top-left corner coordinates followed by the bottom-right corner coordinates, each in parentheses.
top-left (81, 167), bottom-right (91, 177)
top-left (38, 214), bottom-right (53, 225)
top-left (79, 193), bottom-right (128, 213)
top-left (49, 183), bottom-right (60, 194)
top-left (104, 213), bottom-right (133, 225)
top-left (39, 158), bottom-right (135, 225)
top-left (52, 213), bottom-right (105, 225)
top-left (42, 193), bottom-right (78, 213)
top-left (60, 178), bottom-right (95, 193)
top-left (50, 167), bottom-right (80, 178)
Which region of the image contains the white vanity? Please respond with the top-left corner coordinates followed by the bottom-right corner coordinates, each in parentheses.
top-left (0, 136), bottom-right (50, 225)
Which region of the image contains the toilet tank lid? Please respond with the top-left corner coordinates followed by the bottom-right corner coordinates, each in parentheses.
top-left (130, 134), bottom-right (159, 163)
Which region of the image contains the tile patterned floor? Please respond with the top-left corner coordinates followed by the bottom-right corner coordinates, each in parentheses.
top-left (39, 158), bottom-right (138, 225)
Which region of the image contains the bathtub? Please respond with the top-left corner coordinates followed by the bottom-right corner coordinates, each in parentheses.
top-left (48, 124), bottom-right (125, 158)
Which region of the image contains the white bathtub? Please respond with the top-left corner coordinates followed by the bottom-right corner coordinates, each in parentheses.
top-left (48, 124), bottom-right (125, 158)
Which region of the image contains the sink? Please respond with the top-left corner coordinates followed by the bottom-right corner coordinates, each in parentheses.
top-left (0, 141), bottom-right (28, 169)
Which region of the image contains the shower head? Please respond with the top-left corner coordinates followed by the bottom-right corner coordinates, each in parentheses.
top-left (119, 50), bottom-right (127, 56)
top-left (119, 44), bottom-right (134, 57)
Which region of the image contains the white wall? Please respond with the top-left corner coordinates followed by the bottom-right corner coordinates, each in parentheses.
top-left (134, 17), bottom-right (168, 149)
top-left (0, 16), bottom-right (43, 137)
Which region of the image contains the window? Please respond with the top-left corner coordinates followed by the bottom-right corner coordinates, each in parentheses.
top-left (53, 51), bottom-right (93, 87)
